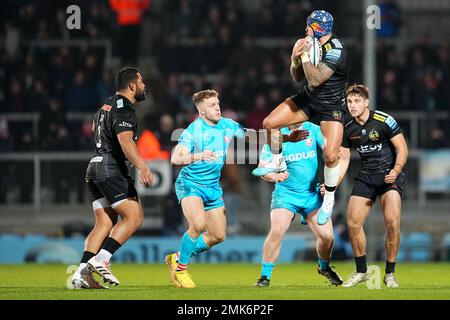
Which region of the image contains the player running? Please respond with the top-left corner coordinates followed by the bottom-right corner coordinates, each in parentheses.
top-left (255, 10), bottom-right (348, 226)
top-left (165, 90), bottom-right (308, 289)
top-left (71, 67), bottom-right (153, 289)
top-left (338, 84), bottom-right (408, 288)
top-left (254, 122), bottom-right (343, 287)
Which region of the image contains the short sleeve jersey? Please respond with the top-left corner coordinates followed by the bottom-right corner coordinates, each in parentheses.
top-left (342, 110), bottom-right (402, 175)
top-left (177, 117), bottom-right (245, 186)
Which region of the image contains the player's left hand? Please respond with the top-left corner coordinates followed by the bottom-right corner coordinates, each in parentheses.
top-left (276, 171), bottom-right (289, 182)
top-left (384, 169), bottom-right (399, 184)
top-left (285, 129), bottom-right (309, 143)
top-left (301, 38), bottom-right (312, 54)
top-left (320, 183), bottom-right (325, 196)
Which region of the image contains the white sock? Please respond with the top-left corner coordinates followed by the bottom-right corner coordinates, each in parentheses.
top-left (95, 249), bottom-right (112, 262)
top-left (76, 263), bottom-right (87, 274)
top-left (324, 164), bottom-right (340, 195)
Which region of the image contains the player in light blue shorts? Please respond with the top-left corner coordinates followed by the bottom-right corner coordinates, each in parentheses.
top-left (254, 121), bottom-right (344, 287)
top-left (164, 89), bottom-right (308, 288)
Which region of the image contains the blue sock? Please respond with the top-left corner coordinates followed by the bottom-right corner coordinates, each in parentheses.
top-left (191, 233), bottom-right (210, 256)
top-left (318, 258), bottom-right (330, 271)
top-left (178, 232), bottom-right (198, 266)
top-left (261, 261), bottom-right (276, 280)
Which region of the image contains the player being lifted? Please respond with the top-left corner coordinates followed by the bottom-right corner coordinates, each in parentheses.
top-left (254, 122), bottom-right (344, 287)
top-left (72, 67), bottom-right (153, 289)
top-left (255, 10), bottom-right (348, 226)
top-left (165, 90), bottom-right (308, 288)
top-left (339, 84), bottom-right (408, 288)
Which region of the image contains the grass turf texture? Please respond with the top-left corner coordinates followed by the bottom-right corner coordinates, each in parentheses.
top-left (1, 263), bottom-right (449, 300)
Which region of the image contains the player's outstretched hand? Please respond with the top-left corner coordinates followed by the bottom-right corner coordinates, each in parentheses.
top-left (276, 171), bottom-right (289, 182)
top-left (201, 150), bottom-right (217, 162)
top-left (285, 129), bottom-right (309, 143)
top-left (291, 38), bottom-right (307, 63)
top-left (384, 169), bottom-right (399, 184)
top-left (139, 167), bottom-right (153, 186)
top-left (320, 183), bottom-right (325, 196)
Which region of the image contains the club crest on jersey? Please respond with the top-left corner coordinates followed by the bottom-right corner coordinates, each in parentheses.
top-left (305, 138), bottom-right (313, 147)
top-left (101, 104), bottom-right (112, 111)
top-left (369, 129), bottom-right (379, 141)
top-left (333, 111), bottom-right (342, 121)
top-left (224, 136), bottom-right (230, 143)
top-left (361, 129), bottom-right (367, 136)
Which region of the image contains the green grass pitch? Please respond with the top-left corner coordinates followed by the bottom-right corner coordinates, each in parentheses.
top-left (1, 263), bottom-right (449, 300)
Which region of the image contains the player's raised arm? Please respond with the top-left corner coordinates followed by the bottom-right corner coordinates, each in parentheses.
top-left (385, 133), bottom-right (408, 184)
top-left (301, 59), bottom-right (335, 88)
top-left (290, 38), bottom-right (307, 82)
top-left (117, 131), bottom-right (153, 186)
top-left (170, 143), bottom-right (216, 166)
top-left (242, 128), bottom-right (310, 146)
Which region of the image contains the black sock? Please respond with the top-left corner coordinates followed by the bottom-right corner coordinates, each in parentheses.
top-left (325, 185), bottom-right (336, 192)
top-left (385, 261), bottom-right (396, 274)
top-left (80, 251), bottom-right (95, 264)
top-left (102, 237), bottom-right (122, 255)
top-left (355, 255), bottom-right (367, 273)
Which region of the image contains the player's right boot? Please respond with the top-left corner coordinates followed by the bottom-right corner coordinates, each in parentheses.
top-left (317, 193), bottom-right (335, 225)
top-left (174, 270), bottom-right (196, 288)
top-left (254, 275), bottom-right (270, 287)
top-left (342, 272), bottom-right (369, 288)
top-left (252, 154), bottom-right (287, 176)
top-left (318, 266), bottom-right (343, 286)
top-left (384, 273), bottom-right (400, 288)
top-left (87, 257), bottom-right (120, 287)
top-left (164, 253), bottom-right (179, 285)
top-left (71, 267), bottom-right (105, 289)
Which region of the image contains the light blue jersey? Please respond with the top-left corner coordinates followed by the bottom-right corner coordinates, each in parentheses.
top-left (175, 117), bottom-right (245, 210)
top-left (261, 122), bottom-right (324, 217)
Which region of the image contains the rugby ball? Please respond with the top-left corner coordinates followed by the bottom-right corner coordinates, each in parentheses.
top-left (307, 36), bottom-right (323, 66)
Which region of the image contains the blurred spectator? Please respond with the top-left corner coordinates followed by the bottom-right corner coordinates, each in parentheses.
top-left (0, 117), bottom-right (14, 152)
top-left (20, 2), bottom-right (38, 40)
top-left (154, 113), bottom-right (176, 153)
top-left (109, 0), bottom-right (150, 64)
top-left (162, 74), bottom-right (182, 116)
top-left (96, 70), bottom-right (115, 103)
top-left (252, 4), bottom-right (278, 37)
top-left (246, 94), bottom-right (270, 130)
top-left (40, 97), bottom-right (67, 149)
top-left (8, 79), bottom-right (25, 112)
top-left (26, 80), bottom-right (49, 112)
top-left (436, 42), bottom-right (450, 108)
top-left (137, 115), bottom-right (170, 160)
top-left (78, 119), bottom-right (94, 151)
top-left (152, 113), bottom-right (183, 236)
top-left (179, 82), bottom-right (195, 113)
top-left (424, 126), bottom-right (450, 149)
top-left (378, 69), bottom-right (401, 110)
top-left (15, 131), bottom-right (35, 203)
top-left (419, 69), bottom-right (441, 112)
top-left (66, 70), bottom-right (97, 112)
top-left (377, 0), bottom-right (403, 38)
top-left (5, 22), bottom-right (20, 61)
